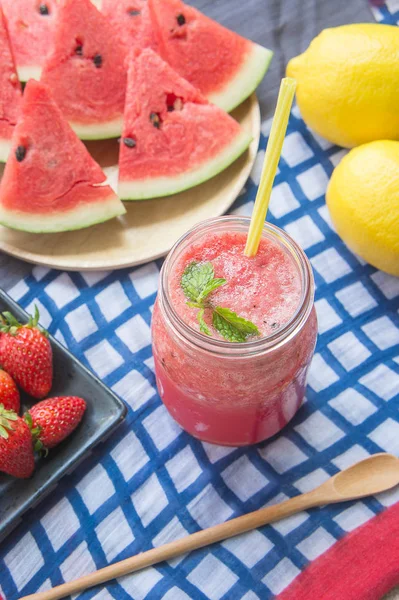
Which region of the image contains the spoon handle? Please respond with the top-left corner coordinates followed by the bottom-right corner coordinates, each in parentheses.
top-left (20, 492), bottom-right (318, 600)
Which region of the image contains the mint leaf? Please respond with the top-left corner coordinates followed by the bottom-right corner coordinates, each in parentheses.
top-left (181, 261), bottom-right (226, 305)
top-left (198, 308), bottom-right (211, 336)
top-left (181, 261), bottom-right (259, 342)
top-left (198, 277), bottom-right (226, 302)
top-left (213, 306), bottom-right (259, 343)
top-left (181, 262), bottom-right (215, 303)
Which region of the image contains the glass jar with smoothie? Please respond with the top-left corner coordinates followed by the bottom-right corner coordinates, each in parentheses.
top-left (152, 216), bottom-right (317, 446)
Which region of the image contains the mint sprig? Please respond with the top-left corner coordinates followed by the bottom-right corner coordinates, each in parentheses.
top-left (181, 261), bottom-right (225, 304)
top-left (181, 262), bottom-right (260, 343)
top-left (213, 307), bottom-right (259, 342)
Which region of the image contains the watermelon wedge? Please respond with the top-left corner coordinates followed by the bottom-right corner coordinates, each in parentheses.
top-left (0, 81), bottom-right (126, 233)
top-left (148, 0), bottom-right (273, 113)
top-left (0, 9), bottom-right (22, 163)
top-left (118, 49), bottom-right (252, 200)
top-left (101, 0), bottom-right (158, 55)
top-left (40, 0), bottom-right (127, 140)
top-left (1, 0), bottom-right (58, 82)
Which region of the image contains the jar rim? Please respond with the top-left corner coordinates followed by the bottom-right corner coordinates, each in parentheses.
top-left (159, 216), bottom-right (315, 357)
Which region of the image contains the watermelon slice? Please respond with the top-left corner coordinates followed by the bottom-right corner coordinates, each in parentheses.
top-left (0, 9), bottom-right (22, 163)
top-left (0, 81), bottom-right (126, 233)
top-left (118, 49), bottom-right (252, 200)
top-left (40, 0), bottom-right (127, 140)
top-left (1, 0), bottom-right (58, 82)
top-left (148, 0), bottom-right (273, 113)
top-left (101, 0), bottom-right (158, 55)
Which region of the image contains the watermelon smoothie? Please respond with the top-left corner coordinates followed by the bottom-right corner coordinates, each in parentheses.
top-left (152, 216), bottom-right (317, 446)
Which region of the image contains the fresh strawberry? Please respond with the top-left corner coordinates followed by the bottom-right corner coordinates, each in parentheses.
top-left (0, 405), bottom-right (35, 478)
top-left (26, 396), bottom-right (86, 450)
top-left (0, 369), bottom-right (19, 413)
top-left (0, 306), bottom-right (53, 399)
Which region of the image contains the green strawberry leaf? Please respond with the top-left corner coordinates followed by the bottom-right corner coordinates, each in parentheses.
top-left (28, 305), bottom-right (40, 328)
top-left (24, 412), bottom-right (47, 456)
top-left (0, 404), bottom-right (18, 438)
top-left (0, 425), bottom-right (9, 439)
top-left (0, 311), bottom-right (21, 334)
top-left (0, 306), bottom-right (48, 336)
top-left (213, 307), bottom-right (259, 343)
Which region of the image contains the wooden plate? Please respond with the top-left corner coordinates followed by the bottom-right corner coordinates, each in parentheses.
top-left (0, 95), bottom-right (260, 271)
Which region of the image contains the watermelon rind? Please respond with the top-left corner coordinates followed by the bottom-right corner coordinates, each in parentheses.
top-left (0, 140), bottom-right (12, 163)
top-left (208, 44), bottom-right (273, 113)
top-left (17, 65), bottom-right (42, 83)
top-left (119, 129), bottom-right (252, 201)
top-left (70, 116), bottom-right (124, 141)
top-left (0, 187), bottom-right (126, 233)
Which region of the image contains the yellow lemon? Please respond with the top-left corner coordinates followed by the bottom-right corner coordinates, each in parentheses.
top-left (287, 24), bottom-right (399, 148)
top-left (326, 141), bottom-right (399, 276)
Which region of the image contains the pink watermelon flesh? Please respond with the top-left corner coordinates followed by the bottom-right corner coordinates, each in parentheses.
top-left (118, 48), bottom-right (251, 200)
top-left (0, 80), bottom-right (125, 233)
top-left (0, 9), bottom-right (22, 162)
top-left (101, 0), bottom-right (159, 55)
top-left (1, 0), bottom-right (58, 82)
top-left (148, 0), bottom-right (272, 113)
top-left (40, 0), bottom-right (127, 140)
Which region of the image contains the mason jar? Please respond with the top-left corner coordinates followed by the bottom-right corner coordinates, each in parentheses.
top-left (152, 216), bottom-right (318, 446)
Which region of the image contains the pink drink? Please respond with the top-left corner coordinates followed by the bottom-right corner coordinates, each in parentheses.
top-left (152, 217), bottom-right (317, 446)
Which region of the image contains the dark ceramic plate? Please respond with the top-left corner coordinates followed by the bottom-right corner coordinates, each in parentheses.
top-left (0, 289), bottom-right (127, 542)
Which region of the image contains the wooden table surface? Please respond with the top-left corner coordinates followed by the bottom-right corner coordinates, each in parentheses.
top-left (1, 2), bottom-right (397, 598)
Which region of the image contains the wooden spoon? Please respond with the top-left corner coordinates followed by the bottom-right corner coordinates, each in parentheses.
top-left (20, 453), bottom-right (399, 600)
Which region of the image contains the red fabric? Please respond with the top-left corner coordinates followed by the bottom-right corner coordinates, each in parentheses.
top-left (278, 502), bottom-right (399, 600)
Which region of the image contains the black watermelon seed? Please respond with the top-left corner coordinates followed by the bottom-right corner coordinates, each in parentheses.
top-left (167, 105), bottom-right (174, 112)
top-left (123, 137), bottom-right (136, 148)
top-left (15, 146), bottom-right (26, 162)
top-left (150, 112), bottom-right (161, 129)
top-left (93, 54), bottom-right (102, 68)
top-left (271, 322), bottom-right (279, 329)
top-left (75, 45), bottom-right (83, 56)
top-left (128, 8), bottom-right (141, 16)
top-left (39, 3), bottom-right (49, 15)
top-left (176, 13), bottom-right (185, 25)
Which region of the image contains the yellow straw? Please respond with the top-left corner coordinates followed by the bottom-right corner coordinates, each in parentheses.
top-left (244, 77), bottom-right (296, 257)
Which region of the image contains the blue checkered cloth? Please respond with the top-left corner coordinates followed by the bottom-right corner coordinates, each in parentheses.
top-left (370, 0), bottom-right (399, 23)
top-left (1, 7), bottom-right (399, 600)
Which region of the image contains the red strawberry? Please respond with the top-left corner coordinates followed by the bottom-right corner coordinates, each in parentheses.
top-left (0, 306), bottom-right (53, 399)
top-left (26, 396), bottom-right (86, 450)
top-left (0, 369), bottom-right (19, 413)
top-left (0, 405), bottom-right (35, 478)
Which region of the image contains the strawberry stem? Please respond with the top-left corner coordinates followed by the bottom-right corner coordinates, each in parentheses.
top-left (0, 306), bottom-right (48, 337)
top-left (23, 412), bottom-right (48, 457)
top-left (28, 305), bottom-right (40, 329)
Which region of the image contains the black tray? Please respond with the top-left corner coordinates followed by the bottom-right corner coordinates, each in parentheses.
top-left (0, 289), bottom-right (127, 542)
